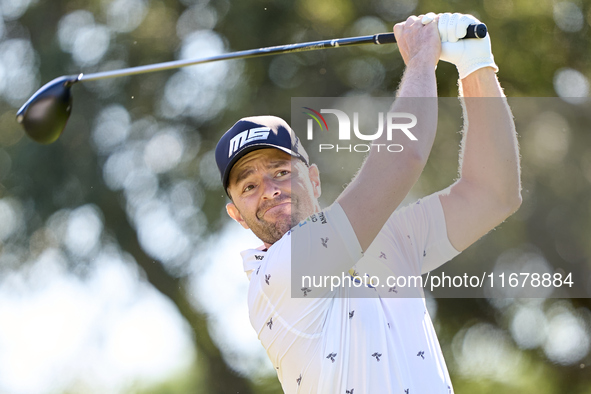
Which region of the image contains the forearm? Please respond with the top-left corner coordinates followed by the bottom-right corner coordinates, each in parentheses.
top-left (338, 63), bottom-right (438, 251)
top-left (460, 67), bottom-right (504, 98)
top-left (397, 58), bottom-right (438, 98)
top-left (435, 13), bottom-right (521, 252)
top-left (336, 15), bottom-right (441, 251)
top-left (457, 68), bottom-right (521, 207)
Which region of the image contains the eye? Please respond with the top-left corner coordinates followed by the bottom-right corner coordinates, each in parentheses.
top-left (276, 170), bottom-right (290, 178)
top-left (243, 183), bottom-right (256, 193)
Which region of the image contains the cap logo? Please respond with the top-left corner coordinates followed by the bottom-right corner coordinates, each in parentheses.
top-left (228, 127), bottom-right (271, 158)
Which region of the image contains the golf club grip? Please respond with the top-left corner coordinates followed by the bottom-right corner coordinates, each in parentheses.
top-left (374, 23), bottom-right (487, 44)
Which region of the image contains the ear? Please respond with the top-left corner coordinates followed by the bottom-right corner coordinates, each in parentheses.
top-left (226, 202), bottom-right (250, 229)
top-left (308, 164), bottom-right (321, 198)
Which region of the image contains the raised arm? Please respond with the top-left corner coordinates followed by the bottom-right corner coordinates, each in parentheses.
top-left (437, 13), bottom-right (522, 251)
top-left (337, 15), bottom-right (441, 251)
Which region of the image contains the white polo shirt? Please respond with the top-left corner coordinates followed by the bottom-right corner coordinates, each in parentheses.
top-left (241, 193), bottom-right (460, 393)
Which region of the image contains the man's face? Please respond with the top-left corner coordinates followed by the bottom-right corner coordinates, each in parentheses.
top-left (226, 149), bottom-right (321, 246)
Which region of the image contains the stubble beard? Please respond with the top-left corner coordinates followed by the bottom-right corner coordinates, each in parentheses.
top-left (246, 194), bottom-right (309, 245)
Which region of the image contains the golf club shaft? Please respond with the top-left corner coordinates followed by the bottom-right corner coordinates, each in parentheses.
top-left (79, 23), bottom-right (486, 83)
top-left (15, 23), bottom-right (486, 144)
top-left (79, 33), bottom-right (398, 82)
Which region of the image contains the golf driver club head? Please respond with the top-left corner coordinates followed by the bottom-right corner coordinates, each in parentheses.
top-left (16, 75), bottom-right (80, 144)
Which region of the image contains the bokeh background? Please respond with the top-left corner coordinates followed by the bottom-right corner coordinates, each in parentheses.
top-left (0, 0), bottom-right (590, 393)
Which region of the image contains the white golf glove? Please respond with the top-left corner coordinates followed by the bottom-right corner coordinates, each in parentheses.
top-left (438, 12), bottom-right (498, 79)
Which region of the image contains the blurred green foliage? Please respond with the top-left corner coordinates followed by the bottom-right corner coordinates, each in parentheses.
top-left (1, 0), bottom-right (590, 393)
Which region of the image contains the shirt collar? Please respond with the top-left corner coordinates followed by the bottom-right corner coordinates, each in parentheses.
top-left (241, 245), bottom-right (267, 280)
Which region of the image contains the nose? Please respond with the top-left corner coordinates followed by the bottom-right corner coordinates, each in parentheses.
top-left (261, 176), bottom-right (281, 199)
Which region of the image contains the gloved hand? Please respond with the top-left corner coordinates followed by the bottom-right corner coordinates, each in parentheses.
top-left (438, 12), bottom-right (498, 79)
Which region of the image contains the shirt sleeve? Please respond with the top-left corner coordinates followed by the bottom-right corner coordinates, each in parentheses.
top-left (419, 193), bottom-right (461, 273)
top-left (290, 202), bottom-right (364, 281)
top-left (370, 192), bottom-right (461, 277)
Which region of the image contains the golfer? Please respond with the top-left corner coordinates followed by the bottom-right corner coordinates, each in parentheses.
top-left (214, 12), bottom-right (521, 393)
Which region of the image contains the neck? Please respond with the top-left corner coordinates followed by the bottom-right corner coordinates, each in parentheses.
top-left (262, 202), bottom-right (322, 250)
